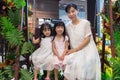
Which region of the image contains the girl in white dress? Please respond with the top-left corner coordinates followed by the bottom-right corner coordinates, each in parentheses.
top-left (63, 3), bottom-right (101, 80)
top-left (52, 21), bottom-right (69, 80)
top-left (30, 22), bottom-right (54, 80)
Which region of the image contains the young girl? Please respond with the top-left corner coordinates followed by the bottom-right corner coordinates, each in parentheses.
top-left (52, 21), bottom-right (69, 80)
top-left (30, 22), bottom-right (54, 80)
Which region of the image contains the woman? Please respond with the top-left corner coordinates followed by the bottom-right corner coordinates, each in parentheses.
top-left (63, 3), bottom-right (101, 80)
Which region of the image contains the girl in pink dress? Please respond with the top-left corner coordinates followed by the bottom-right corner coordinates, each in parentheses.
top-left (52, 21), bottom-right (69, 80)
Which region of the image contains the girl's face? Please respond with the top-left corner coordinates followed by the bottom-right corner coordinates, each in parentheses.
top-left (55, 26), bottom-right (64, 36)
top-left (67, 7), bottom-right (78, 20)
top-left (43, 26), bottom-right (51, 37)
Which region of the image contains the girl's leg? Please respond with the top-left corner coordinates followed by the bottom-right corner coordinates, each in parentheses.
top-left (64, 77), bottom-right (67, 80)
top-left (54, 69), bottom-right (58, 80)
top-left (45, 70), bottom-right (51, 80)
top-left (34, 66), bottom-right (39, 80)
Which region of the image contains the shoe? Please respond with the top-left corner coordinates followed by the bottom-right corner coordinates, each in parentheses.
top-left (45, 77), bottom-right (50, 80)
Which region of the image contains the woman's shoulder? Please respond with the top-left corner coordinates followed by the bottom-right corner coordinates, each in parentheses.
top-left (66, 21), bottom-right (72, 26)
top-left (81, 19), bottom-right (90, 24)
top-left (81, 19), bottom-right (89, 23)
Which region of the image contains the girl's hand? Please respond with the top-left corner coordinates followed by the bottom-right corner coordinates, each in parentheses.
top-left (60, 55), bottom-right (64, 61)
top-left (57, 56), bottom-right (63, 61)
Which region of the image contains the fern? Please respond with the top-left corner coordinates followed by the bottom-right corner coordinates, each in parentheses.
top-left (20, 69), bottom-right (33, 80)
top-left (0, 17), bottom-right (15, 35)
top-left (13, 0), bottom-right (26, 9)
top-left (113, 28), bottom-right (120, 55)
top-left (112, 58), bottom-right (120, 80)
top-left (0, 66), bottom-right (14, 80)
top-left (8, 9), bottom-right (20, 27)
top-left (21, 42), bottom-right (34, 55)
top-left (0, 17), bottom-right (25, 47)
top-left (5, 29), bottom-right (24, 47)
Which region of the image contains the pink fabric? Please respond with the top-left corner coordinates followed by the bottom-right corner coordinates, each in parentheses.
top-left (53, 36), bottom-right (68, 69)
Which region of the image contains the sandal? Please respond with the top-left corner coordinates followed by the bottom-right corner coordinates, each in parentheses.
top-left (45, 77), bottom-right (50, 80)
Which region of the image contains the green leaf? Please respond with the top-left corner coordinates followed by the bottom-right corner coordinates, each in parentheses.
top-left (20, 69), bottom-right (33, 80)
top-left (5, 29), bottom-right (24, 47)
top-left (13, 0), bottom-right (26, 9)
top-left (0, 17), bottom-right (15, 34)
top-left (21, 42), bottom-right (34, 55)
top-left (101, 14), bottom-right (109, 23)
top-left (8, 9), bottom-right (20, 27)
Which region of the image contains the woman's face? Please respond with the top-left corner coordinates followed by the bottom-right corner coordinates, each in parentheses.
top-left (67, 7), bottom-right (78, 20)
top-left (55, 26), bottom-right (64, 36)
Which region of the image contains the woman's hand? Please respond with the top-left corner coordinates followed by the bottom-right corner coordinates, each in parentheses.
top-left (66, 49), bottom-right (77, 55)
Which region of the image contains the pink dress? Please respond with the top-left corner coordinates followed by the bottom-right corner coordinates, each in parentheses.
top-left (53, 36), bottom-right (68, 70)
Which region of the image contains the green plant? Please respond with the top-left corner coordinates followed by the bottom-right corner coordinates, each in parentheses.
top-left (100, 0), bottom-right (120, 80)
top-left (19, 69), bottom-right (33, 80)
top-left (113, 28), bottom-right (120, 56)
top-left (0, 66), bottom-right (14, 80)
top-left (8, 9), bottom-right (20, 27)
top-left (110, 57), bottom-right (120, 80)
top-left (111, 27), bottom-right (120, 80)
top-left (0, 14), bottom-right (34, 80)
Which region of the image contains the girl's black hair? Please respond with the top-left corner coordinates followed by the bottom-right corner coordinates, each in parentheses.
top-left (53, 21), bottom-right (67, 41)
top-left (40, 22), bottom-right (52, 38)
top-left (65, 3), bottom-right (78, 13)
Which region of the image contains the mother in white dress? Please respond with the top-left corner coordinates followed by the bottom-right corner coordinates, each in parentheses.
top-left (63, 3), bottom-right (101, 80)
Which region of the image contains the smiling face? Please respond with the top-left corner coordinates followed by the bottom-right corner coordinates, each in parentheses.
top-left (55, 26), bottom-right (64, 36)
top-left (42, 26), bottom-right (51, 37)
top-left (67, 7), bottom-right (78, 21)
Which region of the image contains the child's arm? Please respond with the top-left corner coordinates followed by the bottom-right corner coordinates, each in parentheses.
top-left (52, 41), bottom-right (61, 60)
top-left (61, 36), bottom-right (69, 60)
top-left (61, 40), bottom-right (69, 60)
top-left (32, 36), bottom-right (40, 44)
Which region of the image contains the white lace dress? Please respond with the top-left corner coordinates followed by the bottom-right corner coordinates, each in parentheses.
top-left (30, 37), bottom-right (54, 70)
top-left (63, 19), bottom-right (101, 80)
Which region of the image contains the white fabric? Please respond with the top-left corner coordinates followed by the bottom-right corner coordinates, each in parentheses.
top-left (30, 37), bottom-right (54, 70)
top-left (63, 19), bottom-right (101, 80)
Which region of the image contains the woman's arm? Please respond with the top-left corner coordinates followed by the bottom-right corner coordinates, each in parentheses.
top-left (67, 35), bottom-right (91, 54)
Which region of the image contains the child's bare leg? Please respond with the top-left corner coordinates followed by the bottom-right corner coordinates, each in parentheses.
top-left (34, 66), bottom-right (39, 80)
top-left (64, 77), bottom-right (67, 80)
top-left (54, 69), bottom-right (58, 80)
top-left (46, 70), bottom-right (50, 78)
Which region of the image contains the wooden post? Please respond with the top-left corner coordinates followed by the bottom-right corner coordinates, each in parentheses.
top-left (109, 0), bottom-right (116, 57)
top-left (14, 46), bottom-right (20, 80)
top-left (101, 34), bottom-right (106, 72)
